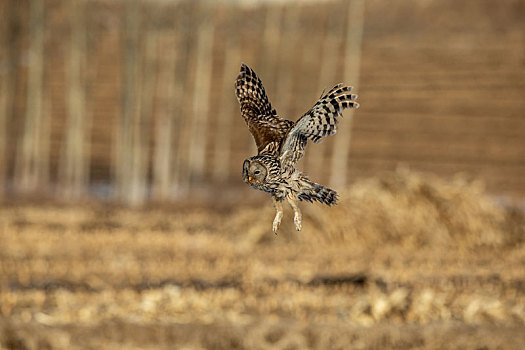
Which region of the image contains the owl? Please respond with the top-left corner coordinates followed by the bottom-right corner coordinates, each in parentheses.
top-left (236, 63), bottom-right (359, 233)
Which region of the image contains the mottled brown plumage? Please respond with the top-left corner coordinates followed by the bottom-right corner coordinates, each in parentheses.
top-left (236, 63), bottom-right (359, 233)
top-left (235, 63), bottom-right (294, 155)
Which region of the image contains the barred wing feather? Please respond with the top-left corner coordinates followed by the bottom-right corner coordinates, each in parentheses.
top-left (235, 63), bottom-right (294, 155)
top-left (280, 84), bottom-right (359, 171)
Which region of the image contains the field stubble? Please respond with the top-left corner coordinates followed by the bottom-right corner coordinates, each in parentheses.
top-left (1, 169), bottom-right (525, 349)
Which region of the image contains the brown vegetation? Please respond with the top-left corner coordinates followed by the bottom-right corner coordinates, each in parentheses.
top-left (1, 169), bottom-right (524, 349)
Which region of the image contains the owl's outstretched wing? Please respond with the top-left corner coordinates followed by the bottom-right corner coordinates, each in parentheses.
top-left (280, 84), bottom-right (359, 171)
top-left (235, 63), bottom-right (294, 155)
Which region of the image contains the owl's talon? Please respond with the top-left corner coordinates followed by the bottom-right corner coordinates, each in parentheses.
top-left (272, 212), bottom-right (282, 234)
top-left (286, 197), bottom-right (302, 232)
top-left (294, 214), bottom-right (302, 231)
top-left (272, 197), bottom-right (283, 234)
top-left (272, 214), bottom-right (282, 234)
top-left (272, 220), bottom-right (280, 234)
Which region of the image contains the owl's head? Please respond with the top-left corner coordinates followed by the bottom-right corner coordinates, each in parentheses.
top-left (242, 158), bottom-right (267, 187)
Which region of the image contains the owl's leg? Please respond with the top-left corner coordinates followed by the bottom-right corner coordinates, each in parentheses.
top-left (272, 196), bottom-right (283, 234)
top-left (287, 197), bottom-right (302, 231)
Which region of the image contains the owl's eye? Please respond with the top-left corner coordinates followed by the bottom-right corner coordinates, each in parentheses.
top-left (254, 170), bottom-right (261, 175)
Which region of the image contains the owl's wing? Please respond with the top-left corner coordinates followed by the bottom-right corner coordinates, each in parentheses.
top-left (280, 84), bottom-right (359, 171)
top-left (235, 63), bottom-right (294, 155)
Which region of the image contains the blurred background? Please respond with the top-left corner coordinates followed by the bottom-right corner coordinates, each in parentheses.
top-left (1, 0), bottom-right (523, 204)
top-left (1, 0), bottom-right (525, 349)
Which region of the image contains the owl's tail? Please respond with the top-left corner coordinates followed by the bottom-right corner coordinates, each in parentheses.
top-left (298, 180), bottom-right (338, 206)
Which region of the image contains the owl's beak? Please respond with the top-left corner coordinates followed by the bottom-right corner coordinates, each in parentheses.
top-left (248, 176), bottom-right (253, 182)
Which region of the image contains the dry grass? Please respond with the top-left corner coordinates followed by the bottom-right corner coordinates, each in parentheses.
top-left (1, 169), bottom-right (525, 349)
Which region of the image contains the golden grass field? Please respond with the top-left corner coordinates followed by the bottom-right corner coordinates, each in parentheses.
top-left (1, 169), bottom-right (525, 349)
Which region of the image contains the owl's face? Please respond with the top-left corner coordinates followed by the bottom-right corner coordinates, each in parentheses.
top-left (242, 159), bottom-right (268, 187)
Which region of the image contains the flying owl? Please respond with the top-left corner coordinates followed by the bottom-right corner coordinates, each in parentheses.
top-left (236, 63), bottom-right (359, 233)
